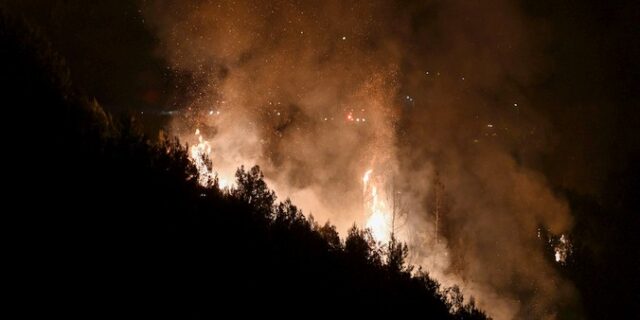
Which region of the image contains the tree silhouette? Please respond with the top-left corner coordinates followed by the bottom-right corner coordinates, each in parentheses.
top-left (315, 221), bottom-right (342, 251)
top-left (233, 165), bottom-right (276, 218)
top-left (386, 235), bottom-right (411, 274)
top-left (345, 225), bottom-right (382, 267)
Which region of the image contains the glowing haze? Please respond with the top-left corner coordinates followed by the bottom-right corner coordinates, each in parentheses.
top-left (142, 1), bottom-right (576, 318)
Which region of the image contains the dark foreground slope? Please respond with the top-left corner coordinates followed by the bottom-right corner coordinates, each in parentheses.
top-left (2, 13), bottom-right (487, 319)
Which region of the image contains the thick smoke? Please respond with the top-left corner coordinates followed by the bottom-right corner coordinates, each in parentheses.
top-left (142, 0), bottom-right (576, 318)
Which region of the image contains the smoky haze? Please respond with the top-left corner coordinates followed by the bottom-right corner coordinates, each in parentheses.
top-left (142, 0), bottom-right (576, 318)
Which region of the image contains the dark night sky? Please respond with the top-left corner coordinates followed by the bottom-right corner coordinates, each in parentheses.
top-left (2, 1), bottom-right (169, 111)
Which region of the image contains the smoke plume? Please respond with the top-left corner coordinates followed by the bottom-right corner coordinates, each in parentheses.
top-left (142, 1), bottom-right (576, 318)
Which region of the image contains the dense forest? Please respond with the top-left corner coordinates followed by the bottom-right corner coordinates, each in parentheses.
top-left (2, 12), bottom-right (488, 319)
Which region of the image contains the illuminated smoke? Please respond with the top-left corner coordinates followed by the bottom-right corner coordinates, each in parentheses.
top-left (143, 1), bottom-right (577, 318)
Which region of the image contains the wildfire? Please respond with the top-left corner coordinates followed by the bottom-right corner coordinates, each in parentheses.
top-left (189, 129), bottom-right (235, 189)
top-left (190, 129), bottom-right (214, 186)
top-left (554, 234), bottom-right (572, 264)
top-left (362, 169), bottom-right (393, 243)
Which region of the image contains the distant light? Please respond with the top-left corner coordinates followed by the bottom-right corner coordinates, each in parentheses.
top-left (514, 103), bottom-right (518, 107)
top-left (342, 36), bottom-right (346, 40)
top-left (209, 110), bottom-right (214, 115)
top-left (362, 118), bottom-right (366, 122)
top-left (277, 112), bottom-right (281, 116)
top-left (487, 124), bottom-right (493, 128)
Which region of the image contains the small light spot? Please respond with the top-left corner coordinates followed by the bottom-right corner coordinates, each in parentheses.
top-left (342, 36), bottom-right (347, 40)
top-left (487, 124), bottom-right (494, 128)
